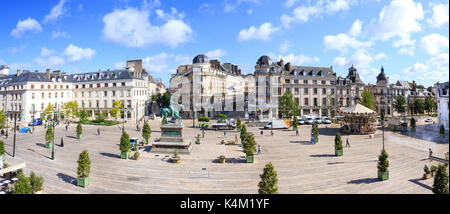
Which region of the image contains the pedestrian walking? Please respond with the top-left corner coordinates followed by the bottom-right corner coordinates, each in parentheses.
top-left (271, 130), bottom-right (274, 136)
top-left (5, 131), bottom-right (8, 139)
top-left (65, 124), bottom-right (68, 132)
top-left (224, 131), bottom-right (227, 139)
top-left (296, 129), bottom-right (299, 136)
top-left (429, 148), bottom-right (433, 157)
top-left (97, 128), bottom-right (101, 135)
top-left (60, 137), bottom-right (64, 147)
top-left (261, 130), bottom-right (264, 137)
top-left (346, 138), bottom-right (350, 148)
top-left (257, 145), bottom-right (262, 155)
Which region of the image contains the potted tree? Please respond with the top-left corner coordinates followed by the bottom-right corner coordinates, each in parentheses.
top-left (45, 126), bottom-right (53, 149)
top-left (432, 164), bottom-right (449, 194)
top-left (312, 122), bottom-right (319, 143)
top-left (236, 116), bottom-right (242, 132)
top-left (133, 151), bottom-right (140, 160)
top-left (142, 121), bottom-right (151, 145)
top-left (243, 134), bottom-right (257, 163)
top-left (423, 165), bottom-right (432, 179)
top-left (120, 131), bottom-right (130, 159)
top-left (76, 123), bottom-right (83, 139)
top-left (431, 165), bottom-right (438, 176)
top-left (0, 140), bottom-right (5, 161)
top-left (258, 162), bottom-right (278, 194)
top-left (29, 171), bottom-right (44, 194)
top-left (77, 149), bottom-right (91, 188)
top-left (240, 124), bottom-right (247, 144)
top-left (334, 133), bottom-right (343, 156)
top-left (12, 172), bottom-right (33, 194)
top-left (219, 155), bottom-right (226, 163)
top-left (410, 118), bottom-right (416, 132)
top-left (377, 149), bottom-right (390, 181)
top-left (195, 134), bottom-right (201, 144)
top-left (171, 151), bottom-right (180, 163)
top-left (440, 125), bottom-right (445, 138)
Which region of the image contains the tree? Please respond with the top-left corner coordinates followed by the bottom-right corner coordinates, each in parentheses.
top-left (142, 121), bottom-right (151, 145)
top-left (76, 123), bottom-right (83, 136)
top-left (95, 111), bottom-right (107, 123)
top-left (292, 119), bottom-right (298, 130)
top-left (0, 110), bottom-right (6, 127)
top-left (45, 126), bottom-right (53, 142)
top-left (0, 140), bottom-right (5, 157)
top-left (327, 94), bottom-right (339, 117)
top-left (63, 101), bottom-right (79, 121)
top-left (151, 94), bottom-right (157, 102)
top-left (29, 171), bottom-right (44, 193)
top-left (335, 133), bottom-right (343, 151)
top-left (258, 162), bottom-right (278, 194)
top-left (120, 131), bottom-right (130, 153)
top-left (432, 164), bottom-right (449, 194)
top-left (77, 149), bottom-right (91, 178)
top-left (110, 101), bottom-right (123, 121)
top-left (440, 125), bottom-right (445, 135)
top-left (393, 95), bottom-right (407, 115)
top-left (156, 91), bottom-right (171, 108)
top-left (13, 172), bottom-right (33, 194)
top-left (279, 90), bottom-right (298, 119)
top-left (236, 116), bottom-right (242, 129)
top-left (243, 133), bottom-right (257, 156)
top-left (76, 109), bottom-right (89, 122)
top-left (218, 114), bottom-right (227, 119)
top-left (424, 96), bottom-right (436, 115)
top-left (413, 98), bottom-right (425, 115)
top-left (42, 104), bottom-right (55, 122)
top-left (360, 90), bottom-right (375, 110)
top-left (377, 149), bottom-right (389, 172)
top-left (240, 124), bottom-right (247, 143)
top-left (417, 85), bottom-right (425, 89)
top-left (312, 122), bottom-right (319, 142)
top-left (410, 118), bottom-right (416, 128)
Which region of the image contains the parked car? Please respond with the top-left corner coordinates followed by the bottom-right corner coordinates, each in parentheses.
top-left (19, 127), bottom-right (32, 134)
top-left (314, 118), bottom-right (322, 124)
top-left (130, 137), bottom-right (140, 147)
top-left (322, 117), bottom-right (332, 124)
top-left (298, 118), bottom-right (305, 125)
top-left (425, 118), bottom-right (433, 123)
top-left (28, 118), bottom-right (43, 126)
top-left (305, 118), bottom-right (314, 125)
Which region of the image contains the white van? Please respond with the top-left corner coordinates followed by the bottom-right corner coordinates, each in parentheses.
top-left (264, 119), bottom-right (290, 129)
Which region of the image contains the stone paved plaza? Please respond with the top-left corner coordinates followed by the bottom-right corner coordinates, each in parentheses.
top-left (2, 119), bottom-right (448, 194)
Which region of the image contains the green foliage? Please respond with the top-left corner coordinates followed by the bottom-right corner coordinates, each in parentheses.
top-left (198, 116), bottom-right (210, 122)
top-left (393, 95), bottom-right (407, 114)
top-left (133, 151), bottom-right (140, 160)
top-left (42, 104), bottom-right (55, 122)
top-left (45, 126), bottom-right (53, 142)
top-left (236, 116), bottom-right (242, 129)
top-left (258, 162), bottom-right (278, 194)
top-left (432, 165), bottom-right (449, 194)
top-left (279, 90), bottom-right (298, 119)
top-left (142, 121), bottom-right (151, 141)
top-left (440, 125), bottom-right (445, 135)
top-left (243, 133), bottom-right (257, 156)
top-left (410, 118), bottom-right (416, 128)
top-left (195, 134), bottom-right (201, 144)
top-left (413, 98), bottom-right (425, 115)
top-left (156, 91), bottom-right (171, 108)
top-left (151, 94), bottom-right (157, 101)
top-left (0, 110), bottom-right (6, 126)
top-left (424, 96), bottom-right (436, 114)
top-left (76, 123), bottom-right (82, 135)
top-left (360, 90), bottom-right (375, 110)
top-left (417, 85), bottom-right (425, 89)
top-left (377, 149), bottom-right (389, 172)
top-left (335, 133), bottom-right (343, 150)
top-left (94, 111), bottom-right (107, 123)
top-left (431, 165), bottom-right (438, 173)
top-left (63, 101), bottom-right (79, 120)
top-left (29, 171), bottom-right (44, 193)
top-left (13, 172), bottom-right (33, 194)
top-left (218, 113), bottom-right (227, 119)
top-left (81, 120), bottom-right (120, 126)
top-left (76, 109), bottom-right (90, 122)
top-left (110, 101), bottom-right (123, 121)
top-left (311, 122), bottom-right (319, 137)
top-left (424, 165), bottom-right (430, 174)
top-left (77, 149), bottom-right (91, 178)
top-left (292, 119), bottom-right (298, 129)
top-left (240, 124), bottom-right (247, 143)
top-left (3, 162), bottom-right (8, 168)
top-left (120, 131), bottom-right (130, 153)
top-left (0, 140), bottom-right (5, 155)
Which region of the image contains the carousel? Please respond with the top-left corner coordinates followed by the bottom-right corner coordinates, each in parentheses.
top-left (339, 103), bottom-right (377, 135)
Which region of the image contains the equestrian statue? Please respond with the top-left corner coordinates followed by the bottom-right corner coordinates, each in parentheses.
top-left (160, 97), bottom-right (184, 125)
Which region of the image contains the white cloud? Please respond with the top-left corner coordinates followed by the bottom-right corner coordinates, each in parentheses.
top-left (205, 49), bottom-right (228, 60)
top-left (403, 63), bottom-right (428, 74)
top-left (224, 4), bottom-right (236, 13)
top-left (324, 33), bottom-right (374, 53)
top-left (272, 53), bottom-right (320, 65)
top-left (398, 47), bottom-right (414, 56)
top-left (11, 18), bottom-right (43, 38)
top-left (370, 0), bottom-right (424, 41)
top-left (43, 0), bottom-right (67, 23)
top-left (113, 62), bottom-right (125, 69)
top-left (62, 44), bottom-right (96, 62)
top-left (156, 7), bottom-right (185, 20)
top-left (348, 19), bottom-right (362, 37)
top-left (280, 40), bottom-right (290, 53)
top-left (247, 8), bottom-right (253, 15)
top-left (238, 22), bottom-right (279, 41)
top-left (284, 0), bottom-right (299, 8)
top-left (427, 53), bottom-right (449, 71)
top-left (142, 53), bottom-right (173, 74)
top-left (332, 49), bottom-right (384, 70)
top-left (325, 0), bottom-right (353, 14)
top-left (9, 45), bottom-right (27, 54)
top-left (40, 47), bottom-right (55, 57)
top-left (35, 56), bottom-right (66, 68)
top-left (102, 7), bottom-right (192, 48)
top-left (418, 33), bottom-right (449, 56)
top-left (281, 5), bottom-right (321, 28)
top-left (427, 3), bottom-right (449, 28)
top-left (52, 31), bottom-right (70, 39)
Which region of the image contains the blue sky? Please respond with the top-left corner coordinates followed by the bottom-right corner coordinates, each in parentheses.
top-left (0, 0), bottom-right (448, 87)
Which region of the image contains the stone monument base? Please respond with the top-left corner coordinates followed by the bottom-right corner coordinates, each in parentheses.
top-left (151, 124), bottom-right (192, 154)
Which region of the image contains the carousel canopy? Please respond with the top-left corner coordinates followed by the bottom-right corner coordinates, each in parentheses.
top-left (340, 103), bottom-right (376, 115)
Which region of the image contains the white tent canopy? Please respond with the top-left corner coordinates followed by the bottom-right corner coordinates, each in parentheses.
top-left (340, 103), bottom-right (376, 115)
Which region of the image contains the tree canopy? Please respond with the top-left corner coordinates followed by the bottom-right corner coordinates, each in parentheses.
top-left (360, 90), bottom-right (375, 110)
top-left (258, 162), bottom-right (278, 194)
top-left (393, 95), bottom-right (407, 115)
top-left (279, 90), bottom-right (298, 119)
top-left (63, 101), bottom-right (79, 120)
top-left (156, 91), bottom-right (171, 108)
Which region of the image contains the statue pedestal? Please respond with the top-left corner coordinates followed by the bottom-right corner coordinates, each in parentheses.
top-left (151, 124), bottom-right (192, 154)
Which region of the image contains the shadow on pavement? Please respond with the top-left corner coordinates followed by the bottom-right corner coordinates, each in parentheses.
top-left (408, 178), bottom-right (432, 191)
top-left (99, 152), bottom-right (120, 159)
top-left (66, 136), bottom-right (78, 139)
top-left (57, 173), bottom-right (77, 185)
top-left (347, 178), bottom-right (380, 184)
top-left (35, 143), bottom-right (46, 148)
top-left (310, 154), bottom-right (335, 158)
top-left (290, 141), bottom-right (313, 145)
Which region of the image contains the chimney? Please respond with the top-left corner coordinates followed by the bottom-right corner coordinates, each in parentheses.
top-left (17, 69), bottom-right (21, 77)
top-left (46, 69), bottom-right (51, 79)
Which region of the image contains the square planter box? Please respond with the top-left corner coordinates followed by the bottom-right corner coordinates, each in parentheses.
top-left (77, 134), bottom-right (82, 139)
top-left (335, 149), bottom-right (343, 156)
top-left (45, 142), bottom-right (53, 149)
top-left (293, 127), bottom-right (298, 131)
top-left (246, 155), bottom-right (254, 163)
top-left (314, 137), bottom-right (319, 144)
top-left (423, 173), bottom-right (432, 180)
top-left (77, 177), bottom-right (89, 188)
top-left (120, 152), bottom-right (129, 159)
top-left (378, 170), bottom-right (389, 181)
top-left (219, 157), bottom-right (226, 163)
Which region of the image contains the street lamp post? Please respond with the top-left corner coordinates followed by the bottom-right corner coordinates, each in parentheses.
top-left (31, 106), bottom-right (35, 133)
top-left (52, 110), bottom-right (57, 160)
top-left (122, 104), bottom-right (125, 133)
top-left (13, 112), bottom-right (17, 157)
